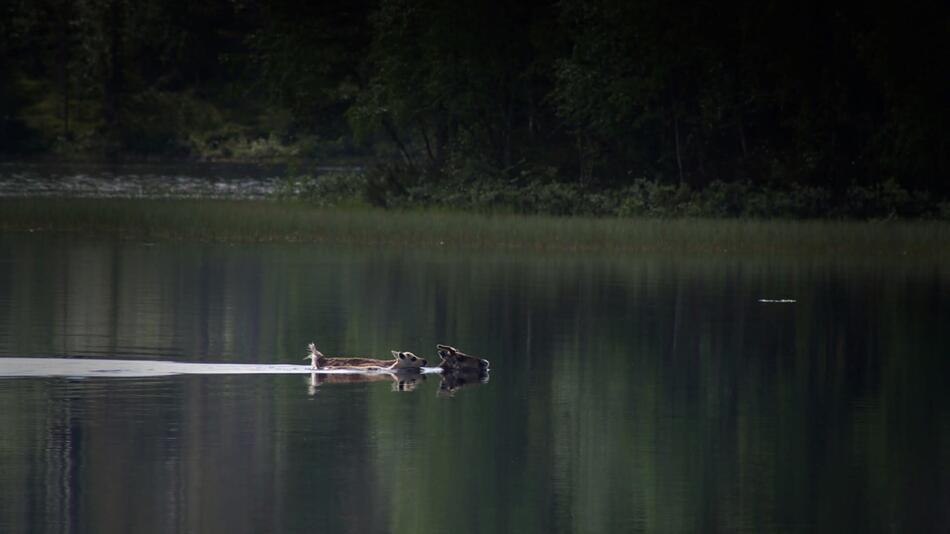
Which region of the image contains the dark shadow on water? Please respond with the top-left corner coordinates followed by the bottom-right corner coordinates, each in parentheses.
top-left (306, 370), bottom-right (429, 395)
top-left (437, 369), bottom-right (490, 397)
top-left (304, 369), bottom-right (491, 397)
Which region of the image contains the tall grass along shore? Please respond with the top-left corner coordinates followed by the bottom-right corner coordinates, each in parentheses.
top-left (2, 198), bottom-right (948, 257)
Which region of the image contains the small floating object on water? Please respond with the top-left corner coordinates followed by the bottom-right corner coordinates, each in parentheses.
top-left (758, 299), bottom-right (797, 303)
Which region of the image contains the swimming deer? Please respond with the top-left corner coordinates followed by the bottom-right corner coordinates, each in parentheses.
top-left (304, 343), bottom-right (426, 371)
top-left (436, 344), bottom-right (490, 371)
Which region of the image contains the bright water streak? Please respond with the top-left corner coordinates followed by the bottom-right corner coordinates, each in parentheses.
top-left (0, 358), bottom-right (444, 377)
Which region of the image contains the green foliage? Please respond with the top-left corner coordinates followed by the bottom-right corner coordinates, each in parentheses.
top-left (280, 169), bottom-right (946, 220)
top-left (617, 180), bottom-right (696, 218)
top-left (742, 185), bottom-right (833, 219)
top-left (1, 0), bottom-right (947, 216)
top-left (844, 179), bottom-right (934, 219)
top-left (939, 202), bottom-right (950, 221)
top-left (278, 171), bottom-right (369, 207)
top-left (346, 0), bottom-right (554, 170)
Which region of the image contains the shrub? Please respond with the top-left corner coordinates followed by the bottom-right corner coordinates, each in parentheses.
top-left (616, 179), bottom-right (694, 217)
top-left (845, 179), bottom-right (932, 219)
top-left (279, 172), bottom-right (368, 206)
top-left (284, 165), bottom-right (948, 221)
top-left (743, 184), bottom-right (832, 218)
top-left (938, 201), bottom-right (950, 220)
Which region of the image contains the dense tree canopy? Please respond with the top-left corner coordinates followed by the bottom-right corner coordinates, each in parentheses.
top-left (1, 0), bottom-right (947, 195)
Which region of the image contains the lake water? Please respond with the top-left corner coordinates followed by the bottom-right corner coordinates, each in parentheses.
top-left (0, 234), bottom-right (947, 533)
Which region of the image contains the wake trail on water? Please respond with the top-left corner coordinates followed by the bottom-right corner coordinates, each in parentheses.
top-left (0, 357), bottom-right (443, 378)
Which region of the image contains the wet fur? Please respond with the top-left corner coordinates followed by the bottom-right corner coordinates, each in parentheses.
top-left (436, 344), bottom-right (490, 371)
top-left (320, 356), bottom-right (398, 369)
top-left (306, 343), bottom-right (426, 371)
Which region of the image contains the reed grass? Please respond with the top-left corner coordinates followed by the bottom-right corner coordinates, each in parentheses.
top-left (2, 198), bottom-right (948, 257)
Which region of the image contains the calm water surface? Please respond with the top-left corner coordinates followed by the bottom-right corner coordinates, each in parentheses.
top-left (0, 234), bottom-right (947, 533)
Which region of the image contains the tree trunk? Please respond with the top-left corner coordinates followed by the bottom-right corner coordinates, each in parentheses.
top-left (673, 108), bottom-right (685, 185)
top-left (419, 122), bottom-right (436, 165)
top-left (59, 1), bottom-right (71, 138)
top-left (103, 0), bottom-right (123, 129)
top-left (577, 133), bottom-right (593, 184)
top-left (738, 115), bottom-right (748, 159)
top-left (503, 83), bottom-right (513, 169)
top-left (382, 117), bottom-right (414, 168)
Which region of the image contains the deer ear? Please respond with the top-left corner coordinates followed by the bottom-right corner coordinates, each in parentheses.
top-left (391, 350), bottom-right (400, 358)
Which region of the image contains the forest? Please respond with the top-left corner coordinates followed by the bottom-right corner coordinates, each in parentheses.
top-left (1, 0), bottom-right (947, 217)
